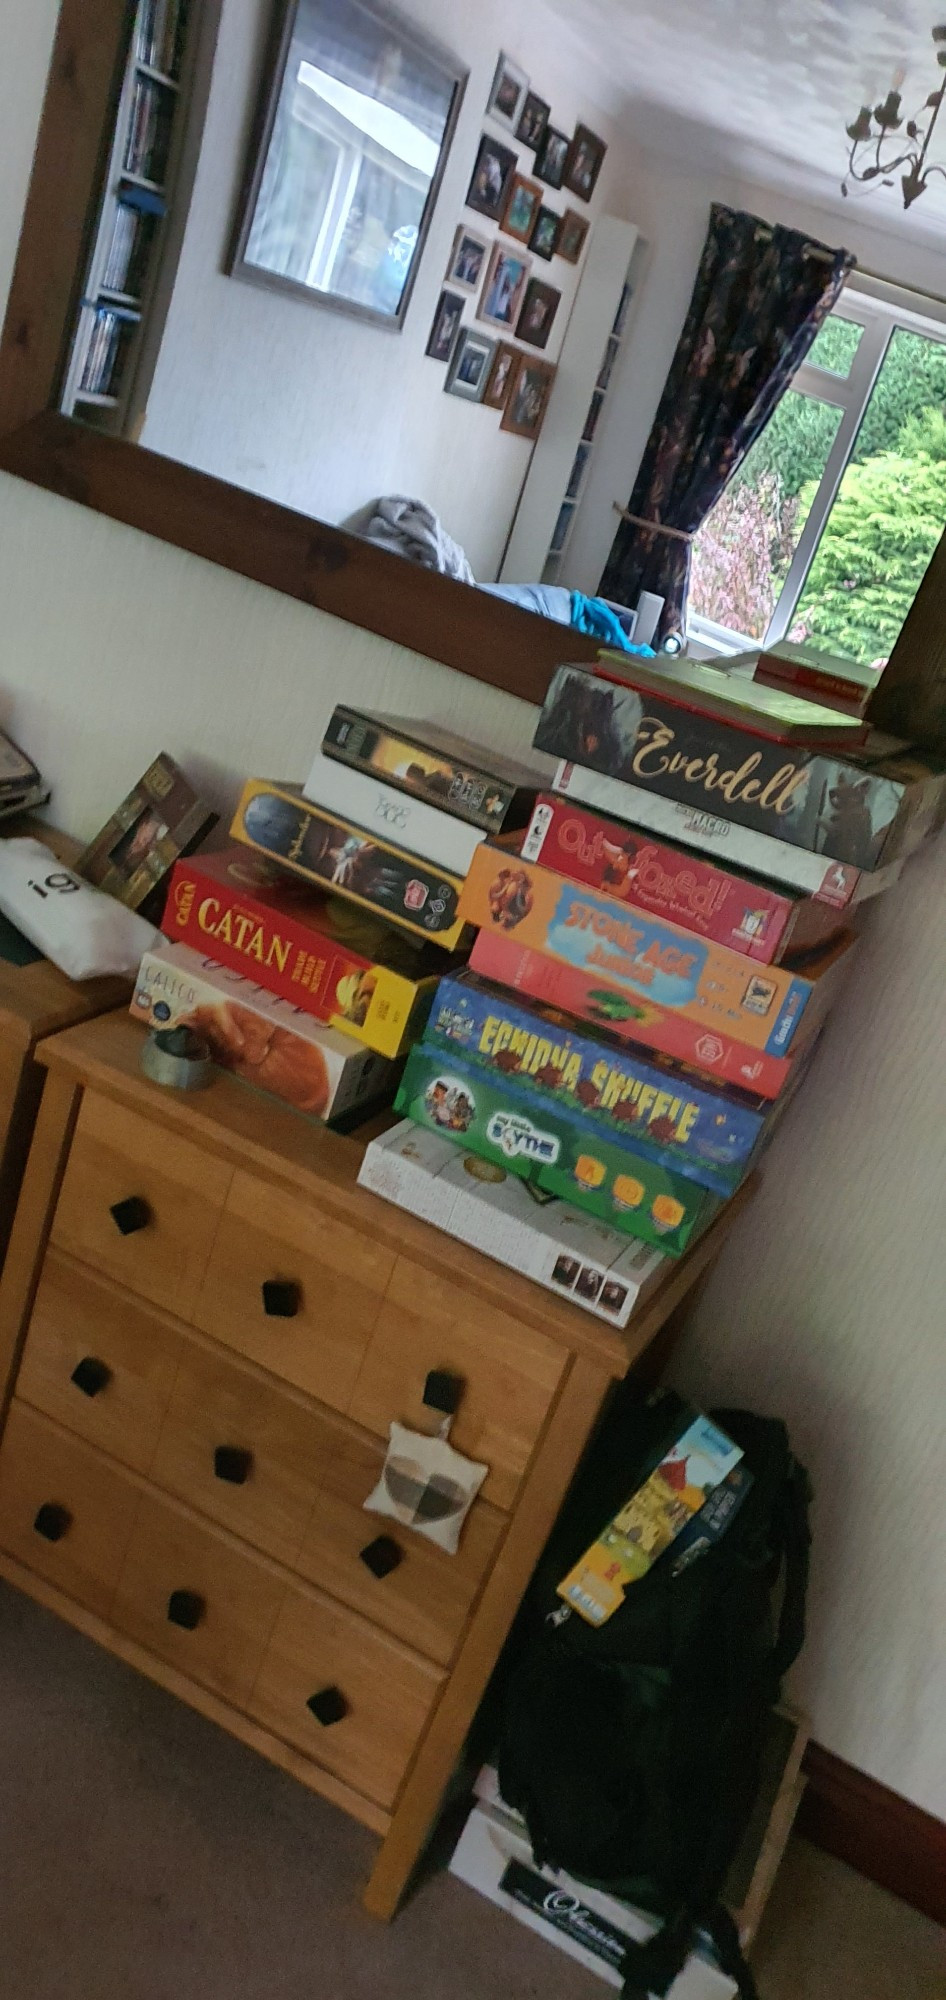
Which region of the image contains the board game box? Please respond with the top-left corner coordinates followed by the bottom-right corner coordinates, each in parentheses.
top-left (457, 845), bottom-right (854, 1055)
top-left (426, 973), bottom-right (769, 1194)
top-left (521, 795), bottom-right (846, 962)
top-left (303, 752), bottom-right (486, 874)
top-left (320, 706), bottom-right (547, 832)
top-left (593, 650), bottom-right (869, 745)
top-left (77, 753), bottom-right (217, 913)
top-left (533, 663), bottom-right (946, 869)
top-left (131, 942), bottom-right (398, 1122)
top-left (358, 1122), bottom-right (669, 1330)
top-left (165, 847), bottom-right (448, 1058)
top-left (231, 779), bottom-right (471, 949)
top-left (396, 1043), bottom-right (722, 1256)
top-left (470, 929), bottom-right (813, 1100)
top-left (550, 760), bottom-right (906, 904)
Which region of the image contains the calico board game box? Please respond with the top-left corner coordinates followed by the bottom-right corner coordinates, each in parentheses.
top-left (396, 1043), bottom-right (721, 1256)
top-left (358, 1122), bottom-right (668, 1330)
top-left (231, 779), bottom-right (471, 949)
top-left (319, 706), bottom-right (546, 832)
top-left (458, 844), bottom-right (854, 1056)
top-left (426, 973), bottom-right (769, 1194)
top-left (165, 847), bottom-right (448, 1058)
top-left (131, 942), bottom-right (397, 1121)
top-left (521, 794), bottom-right (846, 962)
top-left (533, 663), bottom-right (946, 869)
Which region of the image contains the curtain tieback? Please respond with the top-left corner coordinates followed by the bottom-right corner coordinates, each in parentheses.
top-left (612, 503), bottom-right (695, 544)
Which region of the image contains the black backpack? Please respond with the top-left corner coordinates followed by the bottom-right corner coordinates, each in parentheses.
top-left (496, 1385), bottom-right (812, 2000)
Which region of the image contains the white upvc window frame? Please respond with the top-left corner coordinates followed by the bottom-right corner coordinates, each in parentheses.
top-left (687, 277), bottom-right (946, 657)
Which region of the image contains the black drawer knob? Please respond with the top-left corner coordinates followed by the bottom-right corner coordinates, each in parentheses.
top-left (71, 1356), bottom-right (112, 1399)
top-left (167, 1589), bottom-right (205, 1630)
top-left (214, 1445), bottom-right (253, 1486)
top-left (423, 1369), bottom-right (464, 1417)
top-left (360, 1535), bottom-right (403, 1580)
top-left (306, 1686), bottom-right (348, 1727)
top-left (110, 1196), bottom-right (152, 1237)
top-left (262, 1280), bottom-right (300, 1319)
top-left (34, 1503), bottom-right (71, 1543)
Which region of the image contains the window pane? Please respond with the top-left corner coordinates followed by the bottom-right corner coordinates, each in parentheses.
top-left (689, 390), bottom-right (843, 641)
top-left (790, 327), bottom-right (946, 667)
top-left (805, 314), bottom-right (864, 377)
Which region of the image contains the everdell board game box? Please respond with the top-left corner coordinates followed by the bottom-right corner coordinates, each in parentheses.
top-left (131, 942), bottom-right (398, 1121)
top-left (320, 706), bottom-right (547, 832)
top-left (532, 663), bottom-right (946, 869)
top-left (358, 1122), bottom-right (669, 1330)
top-left (551, 760), bottom-right (906, 904)
top-left (470, 929), bottom-right (808, 1099)
top-left (164, 847), bottom-right (449, 1058)
top-left (426, 973), bottom-right (769, 1193)
top-left (395, 1043), bottom-right (722, 1256)
top-left (231, 780), bottom-right (472, 948)
top-left (521, 794), bottom-right (846, 963)
top-left (457, 845), bottom-right (854, 1055)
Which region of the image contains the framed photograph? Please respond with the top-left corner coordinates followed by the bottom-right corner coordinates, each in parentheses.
top-left (483, 340), bottom-right (519, 409)
top-left (501, 354), bottom-right (557, 439)
top-left (486, 52), bottom-right (529, 132)
top-left (502, 174), bottom-right (544, 244)
top-left (558, 208), bottom-right (589, 264)
top-left (445, 327), bottom-right (496, 402)
top-left (516, 91), bottom-right (550, 150)
top-left (477, 242), bottom-right (531, 330)
top-left (529, 205), bottom-right (561, 260)
top-left (446, 225), bottom-right (488, 294)
top-left (230, 0), bottom-right (468, 331)
top-left (466, 132), bottom-right (518, 221)
top-left (535, 125), bottom-right (569, 189)
top-left (564, 124), bottom-right (608, 202)
top-left (517, 277), bottom-right (561, 350)
top-left (426, 288), bottom-right (464, 362)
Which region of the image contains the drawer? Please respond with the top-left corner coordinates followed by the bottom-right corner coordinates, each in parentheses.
top-left (348, 1257), bottom-right (565, 1512)
top-left (17, 1253), bottom-right (182, 1475)
top-left (295, 1429), bottom-right (503, 1668)
top-left (51, 1093), bottom-right (231, 1320)
top-left (192, 1171), bottom-right (394, 1413)
top-left (251, 1580), bottom-right (443, 1810)
top-left (112, 1489), bottom-right (286, 1705)
top-left (0, 1402), bottom-right (139, 1617)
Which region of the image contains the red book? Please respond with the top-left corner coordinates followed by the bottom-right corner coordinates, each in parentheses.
top-left (521, 795), bottom-right (846, 964)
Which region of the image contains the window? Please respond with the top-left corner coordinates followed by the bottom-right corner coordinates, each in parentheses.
top-left (688, 283), bottom-right (946, 669)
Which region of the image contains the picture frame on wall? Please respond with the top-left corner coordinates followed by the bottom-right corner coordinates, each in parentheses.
top-left (445, 327), bottom-right (496, 401)
top-left (535, 125), bottom-right (569, 189)
top-left (516, 91), bottom-right (550, 150)
top-left (483, 340), bottom-right (519, 409)
top-left (478, 242), bottom-right (531, 330)
top-left (446, 225), bottom-right (489, 293)
top-left (426, 288), bottom-right (464, 361)
top-left (517, 276), bottom-right (561, 349)
top-left (501, 354), bottom-right (557, 439)
top-left (485, 52), bottom-right (529, 132)
top-left (558, 208), bottom-right (589, 263)
top-left (502, 174), bottom-right (544, 244)
top-left (564, 124), bottom-right (608, 201)
top-left (529, 206), bottom-right (561, 260)
top-left (466, 133), bottom-right (518, 220)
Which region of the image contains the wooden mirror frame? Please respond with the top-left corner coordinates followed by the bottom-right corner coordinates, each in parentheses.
top-left (0, 0), bottom-right (598, 706)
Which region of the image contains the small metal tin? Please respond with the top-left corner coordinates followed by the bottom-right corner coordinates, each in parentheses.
top-left (140, 1025), bottom-right (215, 1091)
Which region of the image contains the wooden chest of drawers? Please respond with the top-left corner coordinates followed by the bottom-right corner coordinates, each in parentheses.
top-left (0, 1011), bottom-right (751, 1916)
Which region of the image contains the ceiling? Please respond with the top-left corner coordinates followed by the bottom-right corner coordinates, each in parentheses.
top-left (542, 0), bottom-right (946, 231)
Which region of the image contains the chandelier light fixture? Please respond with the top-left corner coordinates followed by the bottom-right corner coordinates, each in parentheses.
top-left (844, 23), bottom-right (946, 206)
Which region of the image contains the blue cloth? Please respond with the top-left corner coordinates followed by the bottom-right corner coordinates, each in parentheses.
top-left (570, 591), bottom-right (657, 654)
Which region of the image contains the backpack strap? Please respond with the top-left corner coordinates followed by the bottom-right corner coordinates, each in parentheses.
top-left (705, 1904), bottom-right (762, 2000)
top-left (771, 1455), bottom-right (813, 1680)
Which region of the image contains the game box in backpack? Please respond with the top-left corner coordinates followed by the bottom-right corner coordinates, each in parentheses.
top-left (496, 1385), bottom-right (812, 1999)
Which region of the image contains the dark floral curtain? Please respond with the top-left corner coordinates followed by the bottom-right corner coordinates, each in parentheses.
top-left (599, 204), bottom-right (854, 644)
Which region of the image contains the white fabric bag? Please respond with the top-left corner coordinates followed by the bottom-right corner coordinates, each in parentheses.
top-left (0, 838), bottom-right (161, 979)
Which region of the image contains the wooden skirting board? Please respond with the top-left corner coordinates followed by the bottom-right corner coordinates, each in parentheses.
top-left (799, 1742), bottom-right (946, 1928)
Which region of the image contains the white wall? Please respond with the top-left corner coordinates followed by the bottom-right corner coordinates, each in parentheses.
top-left (140, 0), bottom-right (643, 580)
top-left (3, 1), bottom-right (946, 1821)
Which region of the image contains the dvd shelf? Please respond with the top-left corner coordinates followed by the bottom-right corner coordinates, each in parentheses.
top-left (59, 0), bottom-right (198, 432)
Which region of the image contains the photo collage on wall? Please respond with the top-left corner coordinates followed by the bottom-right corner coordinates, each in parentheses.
top-left (425, 51), bottom-right (606, 442)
